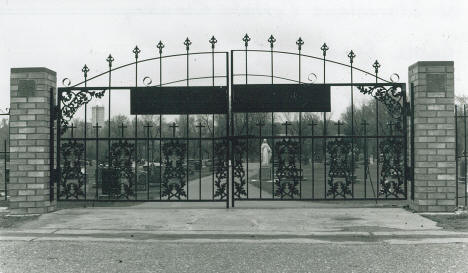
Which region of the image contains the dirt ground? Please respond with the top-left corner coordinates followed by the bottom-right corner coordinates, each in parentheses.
top-left (423, 213), bottom-right (468, 231)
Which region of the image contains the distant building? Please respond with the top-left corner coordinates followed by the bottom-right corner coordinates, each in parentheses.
top-left (91, 105), bottom-right (105, 125)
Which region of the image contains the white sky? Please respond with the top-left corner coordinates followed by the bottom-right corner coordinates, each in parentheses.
top-left (0, 0), bottom-right (467, 118)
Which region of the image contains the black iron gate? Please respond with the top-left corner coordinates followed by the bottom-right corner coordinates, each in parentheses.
top-left (55, 35), bottom-right (408, 207)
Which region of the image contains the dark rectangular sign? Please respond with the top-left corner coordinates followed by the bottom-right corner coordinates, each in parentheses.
top-left (130, 86), bottom-right (228, 114)
top-left (232, 84), bottom-right (330, 112)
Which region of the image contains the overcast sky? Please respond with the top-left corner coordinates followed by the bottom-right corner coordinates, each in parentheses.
top-left (0, 0), bottom-right (466, 118)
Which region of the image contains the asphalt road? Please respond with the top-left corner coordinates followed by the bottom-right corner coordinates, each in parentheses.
top-left (1, 240), bottom-right (467, 273)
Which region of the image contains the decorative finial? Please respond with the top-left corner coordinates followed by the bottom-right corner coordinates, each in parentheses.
top-left (348, 50), bottom-right (356, 64)
top-left (242, 33), bottom-right (251, 47)
top-left (106, 54), bottom-right (114, 68)
top-left (209, 36), bottom-right (217, 49)
top-left (268, 35), bottom-right (276, 49)
top-left (184, 37), bottom-right (192, 51)
top-left (373, 60), bottom-right (381, 75)
top-left (156, 41), bottom-right (164, 55)
top-left (296, 37), bottom-right (304, 51)
top-left (82, 64), bottom-right (89, 78)
top-left (133, 46), bottom-right (141, 59)
top-left (320, 43), bottom-right (329, 57)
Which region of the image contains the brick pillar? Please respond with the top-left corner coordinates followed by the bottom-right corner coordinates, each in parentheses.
top-left (9, 67), bottom-right (56, 214)
top-left (409, 61), bottom-right (455, 212)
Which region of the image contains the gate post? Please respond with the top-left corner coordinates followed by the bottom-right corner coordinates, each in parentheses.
top-left (409, 61), bottom-right (455, 212)
top-left (8, 67), bottom-right (56, 214)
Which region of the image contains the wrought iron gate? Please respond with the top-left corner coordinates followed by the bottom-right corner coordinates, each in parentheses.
top-left (55, 35), bottom-right (408, 207)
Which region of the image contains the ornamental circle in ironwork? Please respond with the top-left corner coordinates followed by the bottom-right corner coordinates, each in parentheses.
top-left (390, 73), bottom-right (400, 83)
top-left (62, 78), bottom-right (71, 86)
top-left (142, 76), bottom-right (152, 86)
top-left (307, 73), bottom-right (317, 83)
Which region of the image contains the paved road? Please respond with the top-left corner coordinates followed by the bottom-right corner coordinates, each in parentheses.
top-left (1, 204), bottom-right (467, 272)
top-left (0, 240), bottom-right (467, 273)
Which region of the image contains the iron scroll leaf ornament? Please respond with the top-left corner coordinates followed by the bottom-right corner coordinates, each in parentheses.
top-left (59, 140), bottom-right (86, 199)
top-left (213, 140), bottom-right (229, 199)
top-left (213, 139), bottom-right (247, 200)
top-left (379, 138), bottom-right (405, 198)
top-left (326, 138), bottom-right (355, 199)
top-left (109, 140), bottom-right (135, 199)
top-left (274, 138), bottom-right (300, 199)
top-left (161, 140), bottom-right (187, 200)
top-left (60, 89), bottom-right (106, 133)
top-left (356, 85), bottom-right (403, 134)
top-left (357, 84), bottom-right (405, 198)
top-left (232, 139), bottom-right (247, 199)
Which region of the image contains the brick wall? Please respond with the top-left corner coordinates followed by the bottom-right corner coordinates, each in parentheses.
top-left (409, 61), bottom-right (456, 212)
top-left (8, 67), bottom-right (56, 214)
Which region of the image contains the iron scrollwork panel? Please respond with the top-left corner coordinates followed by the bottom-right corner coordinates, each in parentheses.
top-left (106, 140), bottom-right (135, 199)
top-left (327, 138), bottom-right (355, 199)
top-left (379, 138), bottom-right (405, 198)
top-left (274, 138), bottom-right (300, 199)
top-left (60, 140), bottom-right (86, 199)
top-left (233, 139), bottom-right (247, 199)
top-left (213, 139), bottom-right (247, 200)
top-left (161, 140), bottom-right (187, 200)
top-left (214, 139), bottom-right (247, 200)
top-left (213, 140), bottom-right (228, 200)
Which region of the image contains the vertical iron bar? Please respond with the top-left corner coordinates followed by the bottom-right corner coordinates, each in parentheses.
top-left (228, 52), bottom-right (232, 208)
top-left (270, 41), bottom-right (274, 198)
top-left (186, 48), bottom-right (190, 201)
top-left (403, 86), bottom-right (408, 200)
top-left (198, 124), bottom-right (202, 200)
top-left (245, 44), bottom-right (249, 198)
top-left (311, 124), bottom-right (315, 198)
top-left (455, 105), bottom-right (458, 207)
top-left (159, 47), bottom-right (163, 201)
top-left (211, 46), bottom-right (215, 200)
top-left (271, 112), bottom-right (274, 198)
top-left (4, 140), bottom-right (6, 201)
top-left (135, 57), bottom-right (138, 201)
top-left (49, 87), bottom-right (55, 201)
top-left (259, 124), bottom-right (262, 198)
top-left (350, 60), bottom-right (354, 198)
top-left (375, 70), bottom-right (379, 199)
top-left (347, 51), bottom-right (356, 199)
top-left (158, 45), bottom-right (163, 200)
top-left (146, 125), bottom-right (150, 200)
top-left (246, 113), bottom-right (249, 198)
top-left (299, 95), bottom-right (303, 200)
top-left (212, 115), bottom-right (214, 200)
top-left (186, 114), bottom-right (189, 200)
top-left (363, 121), bottom-right (368, 198)
top-left (83, 70), bottom-right (88, 199)
top-left (410, 83), bottom-right (415, 200)
top-left (159, 116), bottom-right (162, 200)
top-left (107, 55), bottom-right (113, 189)
top-left (298, 40), bottom-right (302, 199)
top-left (323, 53), bottom-right (327, 199)
top-left (95, 123), bottom-right (99, 200)
top-left (463, 104), bottom-right (468, 206)
top-left (57, 90), bottom-right (62, 200)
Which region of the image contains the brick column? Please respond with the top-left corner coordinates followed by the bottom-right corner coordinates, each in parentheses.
top-left (9, 67), bottom-right (56, 214)
top-left (409, 61), bottom-right (455, 212)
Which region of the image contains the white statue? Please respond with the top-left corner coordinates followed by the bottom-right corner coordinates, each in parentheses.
top-left (261, 139), bottom-right (272, 167)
